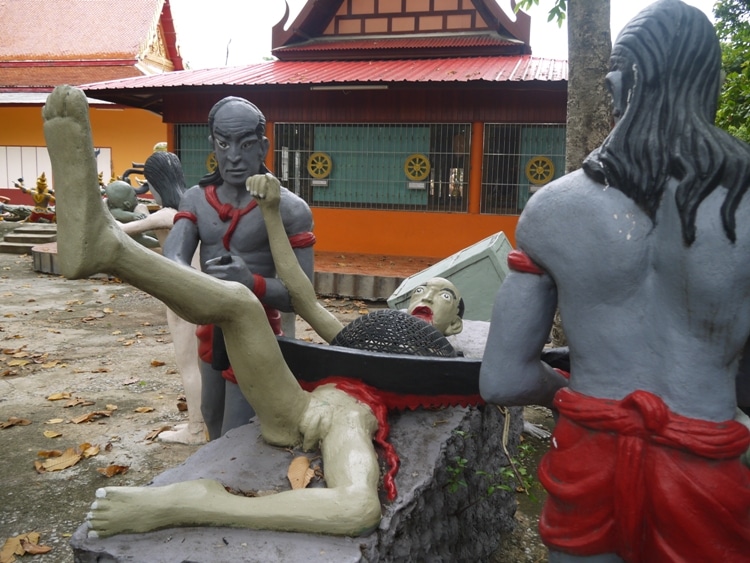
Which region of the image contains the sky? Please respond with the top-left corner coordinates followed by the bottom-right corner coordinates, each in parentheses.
top-left (169, 0), bottom-right (717, 70)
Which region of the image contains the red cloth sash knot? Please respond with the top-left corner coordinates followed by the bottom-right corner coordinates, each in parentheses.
top-left (541, 387), bottom-right (750, 561)
top-left (205, 184), bottom-right (258, 250)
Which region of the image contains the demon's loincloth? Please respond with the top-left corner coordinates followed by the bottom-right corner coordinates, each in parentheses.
top-left (539, 387), bottom-right (750, 562)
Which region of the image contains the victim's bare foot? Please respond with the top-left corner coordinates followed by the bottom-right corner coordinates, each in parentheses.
top-left (86, 479), bottom-right (228, 538)
top-left (42, 85), bottom-right (124, 279)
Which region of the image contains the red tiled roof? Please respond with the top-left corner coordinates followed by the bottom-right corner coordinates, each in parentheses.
top-left (0, 66), bottom-right (144, 91)
top-left (0, 0), bottom-right (182, 90)
top-left (82, 56), bottom-right (567, 91)
top-left (0, 0), bottom-right (164, 61)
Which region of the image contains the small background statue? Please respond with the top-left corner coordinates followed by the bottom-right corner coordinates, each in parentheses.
top-left (17, 173), bottom-right (55, 223)
top-left (104, 181), bottom-right (158, 248)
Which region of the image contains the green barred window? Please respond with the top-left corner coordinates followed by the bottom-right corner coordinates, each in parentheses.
top-left (174, 122), bottom-right (565, 216)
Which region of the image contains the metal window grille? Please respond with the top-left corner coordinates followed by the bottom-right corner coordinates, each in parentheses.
top-left (274, 123), bottom-right (470, 212)
top-left (175, 122), bottom-right (565, 216)
top-left (174, 125), bottom-right (212, 189)
top-left (481, 123), bottom-right (566, 215)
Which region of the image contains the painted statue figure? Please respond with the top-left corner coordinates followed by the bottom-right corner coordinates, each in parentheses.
top-left (117, 151), bottom-right (207, 445)
top-left (42, 84), bottom-right (471, 537)
top-left (19, 173), bottom-right (56, 223)
top-left (479, 1), bottom-right (750, 561)
top-left (162, 96), bottom-right (315, 441)
top-left (0, 195), bottom-right (10, 220)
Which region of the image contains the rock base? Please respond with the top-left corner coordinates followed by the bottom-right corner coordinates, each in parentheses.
top-left (71, 405), bottom-right (521, 562)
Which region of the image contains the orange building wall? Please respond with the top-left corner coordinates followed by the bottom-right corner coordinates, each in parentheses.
top-left (310, 208), bottom-right (518, 259)
top-left (0, 105), bottom-right (167, 191)
top-left (87, 107), bottom-right (168, 181)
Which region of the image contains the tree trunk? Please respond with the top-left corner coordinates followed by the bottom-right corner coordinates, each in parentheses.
top-left (564, 0), bottom-right (612, 173)
top-left (552, 0), bottom-right (612, 347)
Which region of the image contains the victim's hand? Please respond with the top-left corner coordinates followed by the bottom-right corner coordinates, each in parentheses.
top-left (246, 173), bottom-right (281, 211)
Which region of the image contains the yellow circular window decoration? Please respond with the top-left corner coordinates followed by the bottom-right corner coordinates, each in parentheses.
top-left (525, 156), bottom-right (555, 185)
top-left (404, 154), bottom-right (431, 181)
top-left (307, 152), bottom-right (332, 179)
top-left (206, 152), bottom-right (218, 173)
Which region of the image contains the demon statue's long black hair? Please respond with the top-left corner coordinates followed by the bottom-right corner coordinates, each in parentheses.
top-left (143, 151), bottom-right (186, 210)
top-left (583, 0), bottom-right (750, 245)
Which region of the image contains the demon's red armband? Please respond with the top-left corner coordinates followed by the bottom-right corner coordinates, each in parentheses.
top-left (252, 274), bottom-right (266, 298)
top-left (554, 368), bottom-right (570, 380)
top-left (173, 211), bottom-right (197, 224)
top-left (508, 249), bottom-right (545, 275)
top-left (289, 231), bottom-right (316, 249)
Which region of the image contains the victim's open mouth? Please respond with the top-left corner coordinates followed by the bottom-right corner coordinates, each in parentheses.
top-left (411, 306), bottom-right (433, 323)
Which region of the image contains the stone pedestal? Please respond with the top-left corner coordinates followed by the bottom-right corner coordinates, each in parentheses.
top-left (71, 405), bottom-right (522, 562)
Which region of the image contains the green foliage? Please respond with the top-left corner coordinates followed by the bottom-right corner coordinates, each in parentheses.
top-left (475, 441), bottom-right (537, 500)
top-left (714, 0), bottom-right (750, 143)
top-left (446, 456), bottom-right (469, 493)
top-left (514, 0), bottom-right (568, 26)
top-left (446, 438), bottom-right (538, 502)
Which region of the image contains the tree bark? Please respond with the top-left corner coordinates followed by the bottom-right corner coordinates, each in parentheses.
top-left (564, 0), bottom-right (612, 172)
top-left (552, 0), bottom-right (612, 347)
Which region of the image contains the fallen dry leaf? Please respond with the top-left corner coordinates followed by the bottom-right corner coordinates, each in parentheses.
top-left (287, 456), bottom-right (315, 490)
top-left (20, 540), bottom-right (52, 555)
top-left (43, 430), bottom-right (62, 439)
top-left (47, 392), bottom-right (72, 401)
top-left (70, 410), bottom-right (112, 424)
top-left (105, 404), bottom-right (118, 411)
top-left (7, 359), bottom-right (29, 367)
top-left (150, 359), bottom-right (166, 367)
top-left (97, 464), bottom-right (129, 478)
top-left (35, 442), bottom-right (99, 473)
top-left (82, 444), bottom-right (100, 458)
top-left (45, 418), bottom-right (64, 424)
top-left (0, 417), bottom-right (32, 429)
top-left (0, 532), bottom-right (51, 563)
top-left (38, 448), bottom-right (82, 472)
top-left (134, 406), bottom-right (154, 413)
top-left (64, 398), bottom-right (96, 408)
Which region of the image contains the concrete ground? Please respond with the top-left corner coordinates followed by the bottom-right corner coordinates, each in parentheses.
top-left (0, 248), bottom-right (549, 562)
